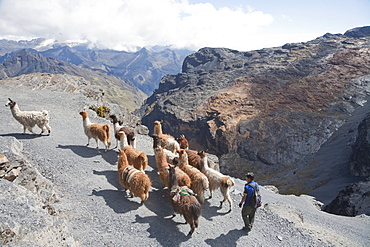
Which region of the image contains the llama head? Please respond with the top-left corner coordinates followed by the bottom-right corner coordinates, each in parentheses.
top-left (117, 131), bottom-right (126, 140)
top-left (79, 109), bottom-right (88, 119)
top-left (177, 149), bottom-right (187, 158)
top-left (168, 164), bottom-right (177, 186)
top-left (118, 150), bottom-right (126, 157)
top-left (109, 115), bottom-right (118, 123)
top-left (176, 134), bottom-right (185, 142)
top-left (5, 98), bottom-right (16, 108)
top-left (197, 150), bottom-right (207, 158)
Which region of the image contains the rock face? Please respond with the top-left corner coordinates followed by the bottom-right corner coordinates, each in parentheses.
top-left (323, 178), bottom-right (370, 216)
top-left (140, 26), bottom-right (370, 194)
top-left (350, 115), bottom-right (370, 176)
top-left (0, 137), bottom-right (76, 246)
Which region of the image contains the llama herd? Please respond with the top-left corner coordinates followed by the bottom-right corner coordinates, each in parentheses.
top-left (5, 99), bottom-right (235, 236)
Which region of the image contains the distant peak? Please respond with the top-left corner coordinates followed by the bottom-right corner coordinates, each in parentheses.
top-left (344, 26), bottom-right (370, 38)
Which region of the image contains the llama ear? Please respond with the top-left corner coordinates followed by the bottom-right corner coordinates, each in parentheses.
top-left (8, 98), bottom-right (13, 102)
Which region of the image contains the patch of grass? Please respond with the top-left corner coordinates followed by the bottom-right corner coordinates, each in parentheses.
top-left (89, 105), bottom-right (111, 118)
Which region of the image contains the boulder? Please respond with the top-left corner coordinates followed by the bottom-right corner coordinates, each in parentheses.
top-left (350, 115), bottom-right (370, 176)
top-left (323, 179), bottom-right (370, 216)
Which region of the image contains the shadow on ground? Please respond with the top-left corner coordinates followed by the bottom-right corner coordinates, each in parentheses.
top-left (205, 228), bottom-right (248, 246)
top-left (57, 144), bottom-right (117, 164)
top-left (0, 133), bottom-right (45, 140)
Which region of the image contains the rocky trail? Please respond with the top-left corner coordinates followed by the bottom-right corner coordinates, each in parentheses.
top-left (0, 85), bottom-right (369, 246)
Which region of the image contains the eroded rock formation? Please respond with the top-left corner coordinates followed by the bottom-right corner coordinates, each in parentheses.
top-left (140, 27), bottom-right (370, 194)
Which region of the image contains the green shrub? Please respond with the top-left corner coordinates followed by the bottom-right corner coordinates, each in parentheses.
top-left (89, 105), bottom-right (110, 118)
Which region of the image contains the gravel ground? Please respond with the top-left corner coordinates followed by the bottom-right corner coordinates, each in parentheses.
top-left (1, 85), bottom-right (369, 246)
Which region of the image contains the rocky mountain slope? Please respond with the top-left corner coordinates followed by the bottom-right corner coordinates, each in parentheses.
top-left (1, 84), bottom-right (369, 246)
top-left (139, 26), bottom-right (370, 203)
top-left (0, 38), bottom-right (192, 96)
top-left (41, 45), bottom-right (190, 95)
top-left (0, 49), bottom-right (147, 111)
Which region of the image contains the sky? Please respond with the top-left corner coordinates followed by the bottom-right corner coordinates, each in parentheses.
top-left (0, 0), bottom-right (369, 52)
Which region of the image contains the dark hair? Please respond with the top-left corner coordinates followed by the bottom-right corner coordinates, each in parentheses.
top-left (246, 172), bottom-right (254, 180)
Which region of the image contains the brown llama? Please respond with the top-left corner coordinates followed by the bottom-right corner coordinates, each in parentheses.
top-left (153, 120), bottom-right (180, 153)
top-left (118, 131), bottom-right (148, 172)
top-left (186, 149), bottom-right (218, 171)
top-left (198, 150), bottom-right (235, 212)
top-left (152, 135), bottom-right (191, 189)
top-left (79, 109), bottom-right (111, 152)
top-left (186, 149), bottom-right (201, 169)
top-left (177, 149), bottom-right (209, 204)
top-left (176, 134), bottom-right (189, 149)
top-left (117, 150), bottom-right (151, 203)
top-left (168, 164), bottom-right (201, 235)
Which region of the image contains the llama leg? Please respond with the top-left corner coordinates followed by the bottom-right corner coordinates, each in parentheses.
top-left (104, 141), bottom-right (109, 152)
top-left (228, 198), bottom-right (233, 212)
top-left (219, 188), bottom-right (227, 205)
top-left (183, 215), bottom-right (195, 235)
top-left (39, 125), bottom-right (45, 135)
top-left (45, 123), bottom-right (51, 135)
top-left (86, 137), bottom-right (91, 146)
top-left (220, 188), bottom-right (233, 212)
top-left (139, 193), bottom-right (147, 204)
top-left (95, 138), bottom-right (99, 149)
top-left (23, 126), bottom-right (27, 135)
top-left (227, 194), bottom-right (233, 212)
top-left (28, 127), bottom-right (36, 135)
top-left (198, 191), bottom-right (205, 204)
top-left (208, 190), bottom-right (213, 199)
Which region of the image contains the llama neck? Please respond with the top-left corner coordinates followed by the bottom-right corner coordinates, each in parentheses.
top-left (200, 155), bottom-right (209, 170)
top-left (82, 116), bottom-right (92, 127)
top-left (154, 125), bottom-right (163, 135)
top-left (119, 133), bottom-right (129, 150)
top-left (169, 169), bottom-right (179, 189)
top-left (178, 154), bottom-right (188, 168)
top-left (118, 151), bottom-right (129, 170)
top-left (155, 148), bottom-right (167, 169)
top-left (113, 122), bottom-right (121, 132)
top-left (10, 103), bottom-right (21, 118)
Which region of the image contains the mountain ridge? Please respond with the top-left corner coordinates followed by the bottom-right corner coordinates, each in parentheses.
top-left (0, 38), bottom-right (193, 96)
top-left (0, 48), bottom-right (147, 111)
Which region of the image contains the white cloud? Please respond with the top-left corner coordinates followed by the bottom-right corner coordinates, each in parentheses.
top-left (0, 0), bottom-right (275, 51)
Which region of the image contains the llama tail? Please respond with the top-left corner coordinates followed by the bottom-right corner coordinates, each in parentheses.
top-left (191, 202), bottom-right (201, 225)
top-left (201, 176), bottom-right (209, 190)
top-left (221, 176), bottom-right (235, 188)
top-left (103, 124), bottom-right (111, 145)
